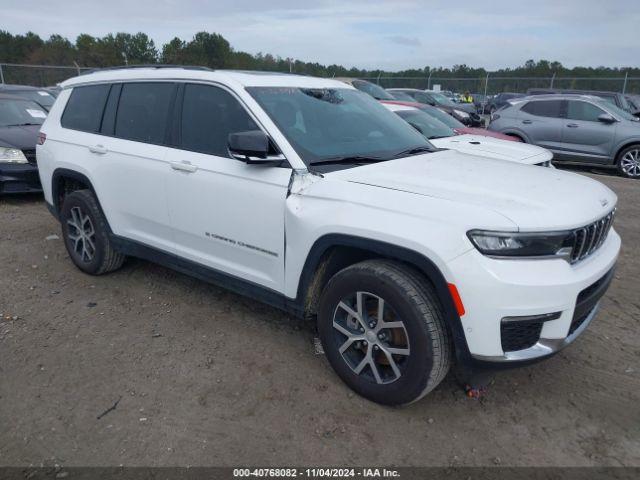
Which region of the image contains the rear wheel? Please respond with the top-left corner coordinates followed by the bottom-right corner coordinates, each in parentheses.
top-left (60, 190), bottom-right (125, 275)
top-left (317, 260), bottom-right (451, 406)
top-left (616, 145), bottom-right (640, 178)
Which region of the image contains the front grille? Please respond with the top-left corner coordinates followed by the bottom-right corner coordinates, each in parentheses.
top-left (570, 210), bottom-right (615, 264)
top-left (22, 149), bottom-right (37, 165)
top-left (501, 320), bottom-right (544, 352)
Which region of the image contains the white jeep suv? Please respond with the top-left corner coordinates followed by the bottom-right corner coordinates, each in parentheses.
top-left (37, 67), bottom-right (620, 405)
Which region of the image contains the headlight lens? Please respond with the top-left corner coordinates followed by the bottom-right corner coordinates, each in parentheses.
top-left (453, 109), bottom-right (470, 119)
top-left (467, 230), bottom-right (574, 259)
top-left (0, 147), bottom-right (28, 164)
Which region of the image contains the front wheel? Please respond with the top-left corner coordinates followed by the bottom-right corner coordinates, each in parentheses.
top-left (616, 145), bottom-right (640, 178)
top-left (317, 260), bottom-right (451, 406)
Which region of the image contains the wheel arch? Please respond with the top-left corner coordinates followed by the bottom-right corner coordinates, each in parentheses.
top-left (613, 140), bottom-right (640, 164)
top-left (295, 234), bottom-right (471, 362)
top-left (50, 168), bottom-right (110, 231)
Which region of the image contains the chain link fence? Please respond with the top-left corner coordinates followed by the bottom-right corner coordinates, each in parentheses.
top-left (2, 63), bottom-right (640, 97)
top-left (362, 75), bottom-right (640, 97)
top-left (0, 63), bottom-right (93, 87)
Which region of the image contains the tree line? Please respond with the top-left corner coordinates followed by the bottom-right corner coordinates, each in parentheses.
top-left (1, 30), bottom-right (638, 93)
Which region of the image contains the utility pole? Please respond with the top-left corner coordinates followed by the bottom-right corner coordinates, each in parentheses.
top-left (550, 72), bottom-right (556, 89)
top-left (623, 71), bottom-right (628, 93)
top-left (483, 73), bottom-right (490, 111)
top-left (427, 70), bottom-right (433, 90)
top-left (0, 64), bottom-right (4, 84)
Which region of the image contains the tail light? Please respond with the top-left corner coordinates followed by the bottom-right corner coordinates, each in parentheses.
top-left (37, 132), bottom-right (46, 145)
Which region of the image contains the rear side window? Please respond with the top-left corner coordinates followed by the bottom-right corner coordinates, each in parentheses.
top-left (115, 83), bottom-right (176, 144)
top-left (180, 84), bottom-right (259, 157)
top-left (521, 100), bottom-right (563, 118)
top-left (61, 84), bottom-right (110, 133)
top-left (566, 101), bottom-right (606, 122)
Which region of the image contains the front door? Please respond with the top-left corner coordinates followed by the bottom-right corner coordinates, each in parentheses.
top-left (165, 83), bottom-right (291, 292)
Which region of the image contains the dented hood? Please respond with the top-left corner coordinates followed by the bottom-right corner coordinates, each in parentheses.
top-left (430, 134), bottom-right (552, 165)
top-left (325, 149), bottom-right (616, 231)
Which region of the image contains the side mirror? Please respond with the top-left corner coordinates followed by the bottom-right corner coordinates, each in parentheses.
top-left (597, 113), bottom-right (616, 124)
top-left (228, 130), bottom-right (285, 164)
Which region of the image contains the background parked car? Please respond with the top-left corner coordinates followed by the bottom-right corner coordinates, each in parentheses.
top-left (386, 88), bottom-right (482, 126)
top-left (382, 100), bottom-right (520, 142)
top-left (334, 77), bottom-right (397, 101)
top-left (527, 88), bottom-right (636, 116)
top-left (0, 84), bottom-right (57, 111)
top-left (0, 93), bottom-right (46, 193)
top-left (486, 92), bottom-right (524, 114)
top-left (382, 102), bottom-right (552, 166)
top-left (488, 94), bottom-right (640, 177)
top-left (625, 94), bottom-right (640, 116)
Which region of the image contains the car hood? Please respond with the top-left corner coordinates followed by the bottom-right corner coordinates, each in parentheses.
top-left (430, 134), bottom-right (551, 165)
top-left (0, 125), bottom-right (40, 149)
top-left (325, 150), bottom-right (616, 231)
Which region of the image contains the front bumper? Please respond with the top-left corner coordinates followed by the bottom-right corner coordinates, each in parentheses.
top-left (446, 228), bottom-right (620, 363)
top-left (0, 162), bottom-right (42, 194)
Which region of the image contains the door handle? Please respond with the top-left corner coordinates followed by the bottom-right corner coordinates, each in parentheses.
top-left (88, 144), bottom-right (107, 154)
top-left (522, 119), bottom-right (532, 124)
top-left (170, 161), bottom-right (198, 173)
top-left (567, 123), bottom-right (579, 128)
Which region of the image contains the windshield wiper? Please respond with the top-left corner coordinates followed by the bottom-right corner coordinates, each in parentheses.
top-left (309, 155), bottom-right (387, 166)
top-left (391, 146), bottom-right (434, 158)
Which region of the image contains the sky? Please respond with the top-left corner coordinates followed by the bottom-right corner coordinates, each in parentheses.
top-left (2, 0), bottom-right (640, 71)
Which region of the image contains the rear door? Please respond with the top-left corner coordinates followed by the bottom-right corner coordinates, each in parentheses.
top-left (164, 82), bottom-right (291, 292)
top-left (561, 100), bottom-right (615, 163)
top-left (518, 99), bottom-right (566, 154)
top-left (92, 82), bottom-right (177, 252)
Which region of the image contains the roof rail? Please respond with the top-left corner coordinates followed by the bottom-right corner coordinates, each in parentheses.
top-left (80, 64), bottom-right (213, 75)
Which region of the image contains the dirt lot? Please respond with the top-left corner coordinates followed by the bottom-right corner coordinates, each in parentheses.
top-left (0, 169), bottom-right (639, 468)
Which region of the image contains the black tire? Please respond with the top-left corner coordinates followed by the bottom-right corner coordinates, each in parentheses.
top-left (616, 144), bottom-right (640, 179)
top-left (60, 189), bottom-right (125, 275)
top-left (317, 259), bottom-right (451, 406)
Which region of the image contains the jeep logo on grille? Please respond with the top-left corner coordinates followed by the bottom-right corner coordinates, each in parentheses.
top-left (600, 198), bottom-right (609, 207)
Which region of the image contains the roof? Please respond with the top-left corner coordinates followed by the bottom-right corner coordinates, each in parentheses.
top-left (514, 93), bottom-right (606, 103)
top-left (60, 67), bottom-right (353, 90)
top-left (0, 84), bottom-right (43, 91)
top-left (387, 88), bottom-right (423, 92)
top-left (379, 100), bottom-right (420, 112)
top-left (0, 92), bottom-right (41, 101)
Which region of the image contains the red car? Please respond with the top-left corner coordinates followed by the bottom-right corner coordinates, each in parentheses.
top-left (380, 100), bottom-right (521, 142)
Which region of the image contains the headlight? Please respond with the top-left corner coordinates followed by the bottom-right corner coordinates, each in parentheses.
top-left (453, 109), bottom-right (470, 119)
top-left (467, 230), bottom-right (574, 259)
top-left (0, 147), bottom-right (28, 164)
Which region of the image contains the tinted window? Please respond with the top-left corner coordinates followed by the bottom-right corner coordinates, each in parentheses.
top-left (566, 101), bottom-right (605, 122)
top-left (521, 100), bottom-right (563, 118)
top-left (61, 84), bottom-right (110, 132)
top-left (115, 83), bottom-right (175, 144)
top-left (180, 84), bottom-right (259, 157)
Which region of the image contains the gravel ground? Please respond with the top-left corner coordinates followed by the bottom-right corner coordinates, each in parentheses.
top-left (0, 168), bottom-right (639, 467)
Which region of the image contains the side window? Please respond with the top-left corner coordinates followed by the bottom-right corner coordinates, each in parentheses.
top-left (414, 92), bottom-right (432, 104)
top-left (61, 84), bottom-right (110, 133)
top-left (180, 83), bottom-right (259, 157)
top-left (521, 100), bottom-right (563, 118)
top-left (115, 82), bottom-right (176, 144)
top-left (566, 101), bottom-right (606, 122)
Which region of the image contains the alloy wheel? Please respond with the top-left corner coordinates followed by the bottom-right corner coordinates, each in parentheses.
top-left (67, 206), bottom-right (96, 262)
top-left (332, 291), bottom-right (410, 384)
top-left (620, 149), bottom-right (640, 177)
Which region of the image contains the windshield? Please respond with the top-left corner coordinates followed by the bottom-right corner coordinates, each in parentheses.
top-left (429, 92), bottom-right (456, 107)
top-left (0, 98), bottom-right (47, 126)
top-left (599, 100), bottom-right (638, 121)
top-left (351, 80), bottom-right (395, 101)
top-left (421, 106), bottom-right (465, 129)
top-left (396, 110), bottom-right (455, 139)
top-left (16, 90), bottom-right (56, 109)
top-left (247, 87), bottom-right (433, 167)
top-left (388, 91), bottom-right (415, 102)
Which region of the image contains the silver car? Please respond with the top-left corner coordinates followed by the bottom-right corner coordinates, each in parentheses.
top-left (487, 94), bottom-right (640, 178)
